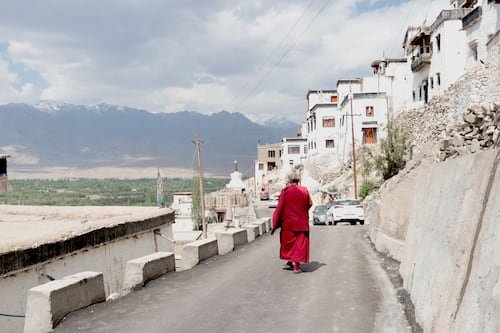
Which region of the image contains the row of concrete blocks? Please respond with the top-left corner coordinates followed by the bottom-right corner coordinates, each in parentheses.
top-left (23, 218), bottom-right (271, 333)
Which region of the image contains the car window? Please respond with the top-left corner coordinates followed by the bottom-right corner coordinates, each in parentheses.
top-left (314, 205), bottom-right (328, 212)
top-left (334, 200), bottom-right (360, 206)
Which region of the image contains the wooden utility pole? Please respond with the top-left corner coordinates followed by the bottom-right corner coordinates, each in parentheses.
top-left (349, 93), bottom-right (358, 199)
top-left (192, 135), bottom-right (207, 239)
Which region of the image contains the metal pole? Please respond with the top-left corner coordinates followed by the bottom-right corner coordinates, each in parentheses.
top-left (349, 93), bottom-right (358, 199)
top-left (193, 135), bottom-right (207, 239)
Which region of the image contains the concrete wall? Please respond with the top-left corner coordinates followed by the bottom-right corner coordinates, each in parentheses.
top-left (368, 149), bottom-right (500, 332)
top-left (0, 223), bottom-right (173, 333)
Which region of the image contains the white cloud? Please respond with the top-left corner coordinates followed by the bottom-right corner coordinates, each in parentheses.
top-left (0, 0), bottom-right (449, 121)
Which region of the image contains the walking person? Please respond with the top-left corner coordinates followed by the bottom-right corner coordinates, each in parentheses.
top-left (271, 172), bottom-right (312, 273)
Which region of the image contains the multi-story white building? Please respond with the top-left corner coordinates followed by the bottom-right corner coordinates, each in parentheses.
top-left (402, 2), bottom-right (498, 108)
top-left (454, 0), bottom-right (500, 69)
top-left (369, 58), bottom-right (413, 115)
top-left (305, 90), bottom-right (339, 157)
top-left (279, 137), bottom-right (308, 179)
top-left (336, 78), bottom-right (389, 166)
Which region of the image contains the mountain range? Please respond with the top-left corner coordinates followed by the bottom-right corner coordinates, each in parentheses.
top-left (0, 103), bottom-right (299, 176)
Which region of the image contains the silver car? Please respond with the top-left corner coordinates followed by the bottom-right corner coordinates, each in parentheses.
top-left (326, 199), bottom-right (364, 225)
top-left (312, 205), bottom-right (329, 225)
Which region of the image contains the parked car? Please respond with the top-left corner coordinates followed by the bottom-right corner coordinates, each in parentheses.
top-left (259, 191), bottom-right (269, 200)
top-left (326, 199), bottom-right (364, 225)
top-left (312, 204), bottom-right (330, 225)
top-left (268, 196), bottom-right (279, 208)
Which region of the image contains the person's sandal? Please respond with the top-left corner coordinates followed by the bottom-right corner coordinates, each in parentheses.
top-left (282, 262), bottom-right (293, 270)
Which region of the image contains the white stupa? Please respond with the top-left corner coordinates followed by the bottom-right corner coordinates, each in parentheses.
top-left (226, 160), bottom-right (245, 192)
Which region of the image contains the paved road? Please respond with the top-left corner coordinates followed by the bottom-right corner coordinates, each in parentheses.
top-left (57, 223), bottom-right (408, 333)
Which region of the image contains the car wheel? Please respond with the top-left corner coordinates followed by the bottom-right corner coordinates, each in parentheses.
top-left (360, 220), bottom-right (364, 225)
top-left (350, 221), bottom-right (356, 226)
top-left (333, 221), bottom-right (337, 226)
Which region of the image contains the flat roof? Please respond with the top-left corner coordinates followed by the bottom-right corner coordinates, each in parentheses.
top-left (0, 205), bottom-right (173, 256)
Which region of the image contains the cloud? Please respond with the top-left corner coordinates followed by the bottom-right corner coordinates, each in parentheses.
top-left (0, 0), bottom-right (449, 122)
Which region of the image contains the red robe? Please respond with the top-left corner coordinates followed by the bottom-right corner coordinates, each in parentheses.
top-left (272, 183), bottom-right (312, 263)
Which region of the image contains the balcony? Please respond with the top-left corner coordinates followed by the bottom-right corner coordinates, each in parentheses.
top-left (462, 6), bottom-right (482, 29)
top-left (411, 53), bottom-right (432, 72)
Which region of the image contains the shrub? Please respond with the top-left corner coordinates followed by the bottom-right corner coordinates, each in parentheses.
top-left (375, 118), bottom-right (408, 180)
top-left (359, 181), bottom-right (375, 199)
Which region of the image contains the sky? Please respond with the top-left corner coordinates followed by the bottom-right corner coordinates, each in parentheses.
top-left (0, 0), bottom-right (448, 124)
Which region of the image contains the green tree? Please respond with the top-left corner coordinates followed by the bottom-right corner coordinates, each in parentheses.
top-left (375, 117), bottom-right (409, 180)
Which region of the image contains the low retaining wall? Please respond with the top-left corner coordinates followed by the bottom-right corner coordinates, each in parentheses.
top-left (24, 271), bottom-right (105, 333)
top-left (368, 149), bottom-right (500, 332)
top-left (215, 229), bottom-right (248, 255)
top-left (123, 252), bottom-right (175, 292)
top-left (241, 225), bottom-right (260, 242)
top-left (0, 208), bottom-right (174, 333)
top-left (180, 238), bottom-right (218, 270)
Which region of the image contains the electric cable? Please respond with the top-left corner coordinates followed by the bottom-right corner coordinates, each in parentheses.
top-left (231, 0), bottom-right (333, 113)
top-left (223, 0), bottom-right (316, 112)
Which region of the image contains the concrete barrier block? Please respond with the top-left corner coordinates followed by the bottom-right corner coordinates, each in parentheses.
top-left (260, 218), bottom-right (271, 232)
top-left (215, 229), bottom-right (248, 255)
top-left (123, 252), bottom-right (175, 291)
top-left (252, 220), bottom-right (266, 235)
top-left (24, 271), bottom-right (105, 333)
top-left (241, 225), bottom-right (260, 242)
top-left (180, 238), bottom-right (218, 270)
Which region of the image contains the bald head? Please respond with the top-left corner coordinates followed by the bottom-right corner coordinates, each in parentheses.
top-left (288, 172), bottom-right (301, 184)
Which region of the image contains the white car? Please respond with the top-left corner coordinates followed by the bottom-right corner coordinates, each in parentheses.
top-left (326, 199), bottom-right (364, 225)
top-left (268, 196), bottom-right (279, 208)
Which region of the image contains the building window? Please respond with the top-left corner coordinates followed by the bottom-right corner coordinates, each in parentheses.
top-left (412, 90), bottom-right (416, 101)
top-left (330, 95), bottom-right (338, 103)
top-left (470, 44), bottom-right (478, 61)
top-left (365, 106), bottom-right (374, 117)
top-left (288, 145), bottom-right (300, 154)
top-left (289, 160), bottom-right (294, 165)
top-left (268, 162), bottom-right (276, 171)
top-left (436, 73), bottom-right (441, 86)
top-left (419, 86), bottom-right (422, 100)
top-left (268, 150), bottom-right (275, 158)
top-left (435, 34), bottom-right (441, 51)
top-left (362, 128), bottom-right (377, 144)
top-left (430, 77), bottom-right (434, 89)
top-left (325, 139), bottom-right (335, 148)
top-left (304, 145), bottom-right (308, 154)
top-left (258, 163), bottom-right (264, 171)
top-left (322, 117), bottom-right (335, 127)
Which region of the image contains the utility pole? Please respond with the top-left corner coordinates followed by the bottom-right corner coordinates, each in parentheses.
top-left (192, 135), bottom-right (207, 239)
top-left (349, 93), bottom-right (358, 199)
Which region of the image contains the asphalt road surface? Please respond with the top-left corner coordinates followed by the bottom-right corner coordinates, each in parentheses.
top-left (56, 214), bottom-right (409, 333)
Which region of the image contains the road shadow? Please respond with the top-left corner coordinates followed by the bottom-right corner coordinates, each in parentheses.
top-left (301, 261), bottom-right (326, 273)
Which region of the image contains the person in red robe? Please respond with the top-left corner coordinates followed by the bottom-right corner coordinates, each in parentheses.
top-left (271, 172), bottom-right (312, 273)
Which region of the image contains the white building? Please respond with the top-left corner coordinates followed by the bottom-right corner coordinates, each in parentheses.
top-left (279, 137), bottom-right (308, 179)
top-left (402, 3), bottom-right (498, 108)
top-left (170, 192), bottom-right (195, 231)
top-left (454, 0), bottom-right (500, 69)
top-left (305, 90), bottom-right (340, 157)
top-left (336, 78), bottom-right (389, 166)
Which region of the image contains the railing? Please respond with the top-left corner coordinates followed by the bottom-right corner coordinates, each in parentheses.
top-left (462, 6), bottom-right (482, 29)
top-left (411, 53), bottom-right (432, 72)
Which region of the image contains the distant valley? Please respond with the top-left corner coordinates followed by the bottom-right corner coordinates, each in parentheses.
top-left (0, 103), bottom-right (298, 177)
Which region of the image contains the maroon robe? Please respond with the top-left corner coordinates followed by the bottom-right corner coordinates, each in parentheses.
top-left (272, 183), bottom-right (312, 263)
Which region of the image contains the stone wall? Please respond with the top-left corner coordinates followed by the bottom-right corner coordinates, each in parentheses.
top-left (398, 52), bottom-right (500, 156)
top-left (366, 51), bottom-right (500, 332)
top-left (400, 149), bottom-right (499, 332)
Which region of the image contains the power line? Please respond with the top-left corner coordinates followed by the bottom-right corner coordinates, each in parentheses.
top-left (223, 0), bottom-right (316, 112)
top-left (231, 0), bottom-right (333, 113)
